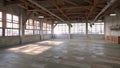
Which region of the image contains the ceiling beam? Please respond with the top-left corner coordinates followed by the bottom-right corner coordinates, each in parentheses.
top-left (20, 0), bottom-right (51, 17)
top-left (27, 0), bottom-right (72, 26)
top-left (62, 0), bottom-right (78, 6)
top-left (84, 0), bottom-right (93, 4)
top-left (48, 5), bottom-right (91, 10)
top-left (4, 0), bottom-right (21, 6)
top-left (86, 0), bottom-right (98, 20)
top-left (93, 0), bottom-right (117, 22)
top-left (49, 0), bottom-right (70, 20)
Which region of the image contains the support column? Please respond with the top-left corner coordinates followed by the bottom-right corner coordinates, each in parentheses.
top-left (51, 22), bottom-right (54, 39)
top-left (19, 8), bottom-right (23, 44)
top-left (2, 11), bottom-right (6, 36)
top-left (40, 19), bottom-right (43, 40)
top-left (86, 19), bottom-right (88, 39)
top-left (68, 25), bottom-right (71, 39)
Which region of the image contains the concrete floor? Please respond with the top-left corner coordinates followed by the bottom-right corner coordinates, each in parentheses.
top-left (0, 39), bottom-right (120, 68)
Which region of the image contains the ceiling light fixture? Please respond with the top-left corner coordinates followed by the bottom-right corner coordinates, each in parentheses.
top-left (98, 20), bottom-right (102, 22)
top-left (110, 13), bottom-right (117, 16)
top-left (38, 16), bottom-right (44, 18)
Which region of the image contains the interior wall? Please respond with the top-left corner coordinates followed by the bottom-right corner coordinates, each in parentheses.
top-left (0, 36), bottom-right (20, 47)
top-left (0, 3), bottom-right (52, 47)
top-left (105, 14), bottom-right (120, 36)
top-left (54, 34), bottom-right (104, 40)
top-left (54, 34), bottom-right (70, 39)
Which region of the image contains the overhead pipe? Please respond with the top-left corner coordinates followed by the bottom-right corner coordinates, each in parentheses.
top-left (93, 0), bottom-right (117, 22)
top-left (27, 0), bottom-right (72, 27)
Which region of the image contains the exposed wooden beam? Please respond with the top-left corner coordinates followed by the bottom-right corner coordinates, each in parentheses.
top-left (62, 0), bottom-right (78, 6)
top-left (100, 1), bottom-right (119, 19)
top-left (4, 0), bottom-right (21, 6)
top-left (27, 0), bottom-right (72, 26)
top-left (94, 0), bottom-right (118, 21)
top-left (20, 0), bottom-right (52, 17)
top-left (48, 5), bottom-right (91, 10)
top-left (23, 11), bottom-right (33, 25)
top-left (49, 0), bottom-right (70, 20)
top-left (87, 0), bottom-right (98, 20)
top-left (84, 0), bottom-right (93, 4)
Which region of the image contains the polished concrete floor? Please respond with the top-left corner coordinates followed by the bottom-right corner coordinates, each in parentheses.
top-left (0, 39), bottom-right (120, 68)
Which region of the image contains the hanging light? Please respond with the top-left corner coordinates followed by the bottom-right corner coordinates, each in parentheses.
top-left (38, 16), bottom-right (44, 18)
top-left (98, 20), bottom-right (102, 22)
top-left (54, 21), bottom-right (58, 23)
top-left (110, 13), bottom-right (117, 16)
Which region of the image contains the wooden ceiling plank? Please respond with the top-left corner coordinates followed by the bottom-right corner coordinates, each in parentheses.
top-left (19, 0), bottom-right (52, 17)
top-left (87, 0), bottom-right (98, 20)
top-left (49, 0), bottom-right (70, 20)
top-left (84, 0), bottom-right (93, 4)
top-left (62, 0), bottom-right (78, 6)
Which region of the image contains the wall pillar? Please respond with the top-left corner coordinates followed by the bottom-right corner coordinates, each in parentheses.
top-left (86, 19), bottom-right (88, 39)
top-left (19, 8), bottom-right (23, 44)
top-left (68, 25), bottom-right (71, 39)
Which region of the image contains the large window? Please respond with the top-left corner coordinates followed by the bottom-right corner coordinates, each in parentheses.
top-left (54, 24), bottom-right (69, 34)
top-left (5, 14), bottom-right (19, 36)
top-left (88, 23), bottom-right (104, 34)
top-left (71, 23), bottom-right (86, 34)
top-left (25, 19), bottom-right (34, 35)
top-left (43, 22), bottom-right (47, 34)
top-left (47, 23), bottom-right (51, 34)
top-left (34, 20), bottom-right (40, 35)
top-left (25, 19), bottom-right (41, 35)
top-left (0, 12), bottom-right (2, 36)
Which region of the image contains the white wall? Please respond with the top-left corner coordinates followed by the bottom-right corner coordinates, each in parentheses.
top-left (105, 14), bottom-right (120, 36)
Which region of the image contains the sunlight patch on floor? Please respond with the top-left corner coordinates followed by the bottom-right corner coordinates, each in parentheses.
top-left (37, 40), bottom-right (64, 46)
top-left (7, 44), bottom-right (52, 55)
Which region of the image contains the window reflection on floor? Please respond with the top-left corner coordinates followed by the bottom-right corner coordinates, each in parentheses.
top-left (7, 41), bottom-right (63, 55)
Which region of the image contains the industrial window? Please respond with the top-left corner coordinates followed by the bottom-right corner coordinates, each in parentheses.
top-left (34, 20), bottom-right (40, 35)
top-left (0, 12), bottom-right (2, 36)
top-left (25, 19), bottom-right (34, 35)
top-left (43, 22), bottom-right (47, 34)
top-left (88, 23), bottom-right (104, 34)
top-left (5, 14), bottom-right (19, 36)
top-left (71, 23), bottom-right (86, 34)
top-left (54, 24), bottom-right (69, 34)
top-left (46, 23), bottom-right (51, 34)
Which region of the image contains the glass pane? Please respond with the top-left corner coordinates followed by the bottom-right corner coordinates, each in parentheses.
top-left (25, 30), bottom-right (33, 35)
top-left (0, 28), bottom-right (2, 36)
top-left (7, 23), bottom-right (12, 28)
top-left (6, 14), bottom-right (12, 20)
top-left (13, 15), bottom-right (19, 23)
top-left (43, 30), bottom-right (47, 34)
top-left (0, 22), bottom-right (2, 27)
top-left (88, 23), bottom-right (104, 34)
top-left (71, 23), bottom-right (86, 34)
top-left (29, 19), bottom-right (33, 25)
top-left (54, 24), bottom-right (69, 34)
top-left (12, 29), bottom-right (19, 35)
top-left (5, 29), bottom-right (12, 36)
top-left (34, 30), bottom-right (39, 34)
top-left (13, 24), bottom-right (19, 28)
top-left (47, 31), bottom-right (51, 34)
top-left (0, 12), bottom-right (2, 20)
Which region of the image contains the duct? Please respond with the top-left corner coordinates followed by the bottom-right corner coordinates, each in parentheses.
top-left (27, 0), bottom-right (72, 27)
top-left (93, 0), bottom-right (117, 22)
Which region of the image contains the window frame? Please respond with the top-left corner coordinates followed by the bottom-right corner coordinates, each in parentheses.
top-left (5, 13), bottom-right (19, 36)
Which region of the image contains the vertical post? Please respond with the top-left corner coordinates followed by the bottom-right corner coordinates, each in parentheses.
top-left (86, 19), bottom-right (88, 39)
top-left (40, 19), bottom-right (43, 40)
top-left (51, 22), bottom-right (54, 39)
top-left (22, 21), bottom-right (25, 36)
top-left (2, 10), bottom-right (6, 36)
top-left (68, 25), bottom-right (71, 39)
top-left (19, 8), bottom-right (23, 44)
